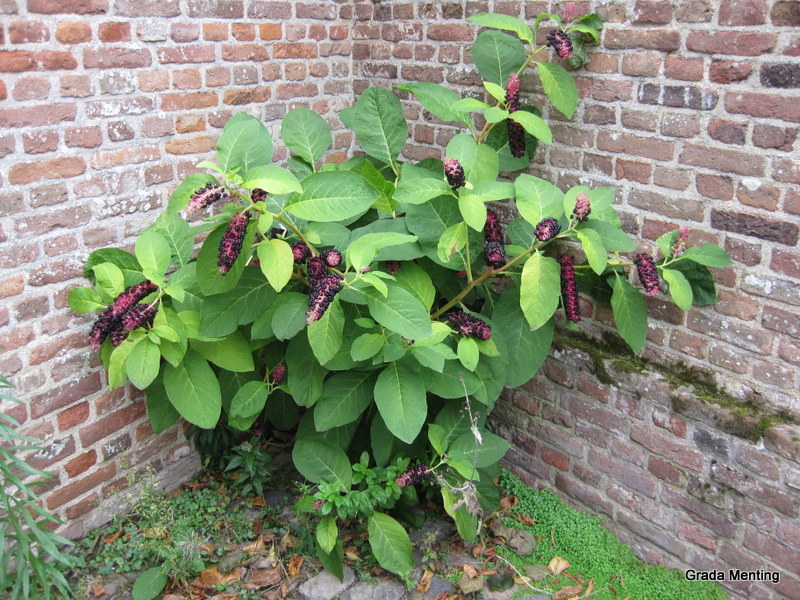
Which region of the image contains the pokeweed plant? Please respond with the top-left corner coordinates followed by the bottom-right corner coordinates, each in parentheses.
top-left (69, 12), bottom-right (731, 579)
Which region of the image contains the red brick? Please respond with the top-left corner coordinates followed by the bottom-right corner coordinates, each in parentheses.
top-left (272, 42), bottom-right (318, 59)
top-left (98, 22), bottom-right (131, 43)
top-left (28, 0), bottom-right (107, 14)
top-left (79, 402), bottom-right (146, 446)
top-left (590, 80), bottom-right (632, 102)
top-left (9, 20), bottom-right (51, 43)
top-left (653, 166), bottom-right (691, 190)
top-left (622, 54), bottom-right (660, 77)
top-left (696, 173), bottom-right (734, 200)
top-left (688, 311), bottom-right (773, 355)
top-left (90, 146), bottom-right (159, 169)
top-left (202, 23), bottom-right (228, 41)
top-left (29, 373), bottom-right (102, 420)
top-left (679, 144), bottom-right (765, 176)
top-left (12, 76), bottom-right (51, 101)
top-left (664, 56), bottom-right (703, 82)
top-left (712, 209), bottom-right (798, 246)
top-left (57, 401), bottom-right (90, 430)
top-left (708, 119), bottom-right (747, 145)
top-left (59, 74), bottom-right (92, 97)
top-left (55, 22), bottom-right (91, 44)
top-left (772, 1), bottom-right (800, 25)
top-left (541, 446), bottom-right (570, 471)
top-left (638, 83), bottom-right (717, 110)
top-left (709, 60), bottom-right (753, 84)
top-left (275, 82), bottom-right (318, 99)
top-left (726, 91), bottom-right (800, 124)
top-left (65, 450), bottom-right (97, 478)
top-left (633, 1), bottom-right (672, 23)
top-left (736, 182), bottom-right (780, 211)
top-left (8, 156), bottom-right (86, 184)
top-left (231, 23), bottom-right (255, 41)
top-left (171, 23), bottom-right (199, 42)
top-left (187, 0), bottom-right (243, 18)
top-left (144, 164), bottom-right (174, 185)
top-left (47, 464), bottom-right (116, 510)
top-left (687, 31), bottom-right (776, 56)
top-left (221, 43), bottom-right (268, 62)
top-left (116, 0), bottom-right (179, 17)
top-left (590, 449), bottom-right (657, 497)
top-left (22, 130), bottom-right (59, 154)
top-left (753, 123), bottom-right (798, 151)
top-left (720, 0), bottom-right (767, 25)
top-left (83, 47), bottom-right (151, 68)
top-left (604, 29), bottom-right (681, 51)
top-left (0, 50), bottom-right (37, 72)
top-left (175, 114), bottom-right (204, 133)
top-left (157, 46), bottom-right (216, 64)
top-left (648, 456), bottom-right (685, 486)
top-left (259, 23), bottom-right (281, 40)
top-left (615, 158), bottom-right (652, 183)
top-left (161, 92), bottom-right (218, 111)
top-left (680, 522), bottom-right (718, 551)
top-left (222, 86), bottom-right (271, 105)
top-left (597, 131), bottom-right (674, 161)
top-left (620, 109), bottom-right (657, 132)
top-left (631, 424), bottom-right (704, 471)
top-left (675, 0), bottom-right (714, 22)
top-left (652, 408), bottom-right (687, 438)
top-left (64, 126), bottom-right (102, 148)
top-left (165, 135), bottom-right (215, 155)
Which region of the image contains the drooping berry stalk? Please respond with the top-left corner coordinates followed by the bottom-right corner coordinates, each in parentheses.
top-left (634, 253), bottom-right (660, 295)
top-left (218, 212), bottom-right (251, 275)
top-left (559, 253), bottom-right (581, 323)
top-left (571, 193), bottom-right (591, 223)
top-left (547, 29), bottom-right (573, 59)
top-left (484, 210), bottom-right (507, 269)
top-left (671, 227), bottom-right (690, 258)
top-left (444, 158), bottom-right (466, 190)
top-left (88, 281), bottom-right (159, 349)
top-left (396, 464), bottom-right (431, 487)
top-left (305, 256), bottom-right (344, 324)
top-left (505, 73), bottom-right (526, 158)
top-left (447, 310), bottom-right (492, 340)
top-left (186, 182), bottom-right (229, 215)
top-left (535, 217), bottom-right (561, 242)
top-left (270, 363), bottom-right (287, 386)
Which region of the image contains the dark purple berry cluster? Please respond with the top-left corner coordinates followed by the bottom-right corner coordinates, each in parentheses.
top-left (218, 212), bottom-right (251, 275)
top-left (547, 29), bottom-right (573, 59)
top-left (634, 253), bottom-right (660, 296)
top-left (396, 464), bottom-right (431, 487)
top-left (292, 241), bottom-right (310, 264)
top-left (505, 73), bottom-right (526, 158)
top-left (89, 281), bottom-right (159, 350)
top-left (306, 256), bottom-right (344, 324)
top-left (447, 310), bottom-right (492, 340)
top-left (385, 260), bottom-right (400, 276)
top-left (250, 188), bottom-right (267, 203)
top-left (270, 363), bottom-right (287, 385)
top-left (535, 217), bottom-right (561, 242)
top-left (322, 248), bottom-right (342, 268)
top-left (443, 158), bottom-right (466, 190)
top-left (559, 254), bottom-right (581, 323)
top-left (186, 182), bottom-right (228, 215)
top-left (571, 193), bottom-right (591, 223)
top-left (484, 210), bottom-right (506, 269)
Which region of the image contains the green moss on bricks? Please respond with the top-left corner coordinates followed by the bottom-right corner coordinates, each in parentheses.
top-left (553, 330), bottom-right (799, 443)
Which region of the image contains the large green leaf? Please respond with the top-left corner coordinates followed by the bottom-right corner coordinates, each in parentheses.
top-left (469, 143), bottom-right (500, 185)
top-left (163, 351), bottom-right (221, 428)
top-left (536, 61), bottom-right (579, 118)
top-left (365, 285), bottom-right (432, 341)
top-left (316, 539), bottom-right (344, 582)
top-left (662, 268), bottom-right (693, 311)
top-left (316, 516), bottom-right (338, 555)
top-left (681, 244), bottom-right (733, 268)
top-left (281, 107), bottom-right (332, 166)
top-left (286, 171), bottom-right (378, 222)
top-left (126, 338), bottom-right (162, 390)
top-left (374, 362), bottom-right (426, 444)
top-left (468, 12), bottom-right (534, 45)
top-left (286, 334), bottom-right (327, 406)
top-left (241, 165), bottom-right (302, 195)
top-left (392, 262), bottom-right (436, 311)
top-left (576, 228), bottom-right (607, 275)
top-left (257, 237), bottom-right (295, 292)
top-left (145, 375), bottom-right (180, 434)
top-left (394, 81), bottom-right (467, 124)
top-left (191, 331), bottom-right (255, 372)
top-left (216, 112), bottom-right (273, 174)
top-left (579, 220), bottom-right (636, 252)
top-left (611, 275), bottom-right (648, 354)
top-left (270, 292), bottom-right (309, 340)
top-left (292, 438), bottom-right (352, 490)
top-left (450, 430), bottom-right (510, 468)
top-left (520, 252), bottom-right (561, 330)
top-left (313, 371), bottom-right (374, 431)
top-left (68, 287), bottom-right (105, 313)
top-left (471, 30), bottom-right (526, 86)
top-left (669, 260), bottom-right (716, 305)
top-left (368, 512), bottom-right (414, 577)
top-left (199, 268), bottom-right (276, 337)
top-left (492, 287), bottom-right (554, 387)
top-left (132, 567), bottom-right (168, 600)
top-left (148, 212), bottom-right (194, 267)
top-left (340, 86), bottom-right (408, 165)
top-left (514, 174), bottom-right (564, 226)
top-left (393, 176), bottom-right (453, 206)
top-left (459, 194), bottom-right (487, 231)
top-left (92, 262), bottom-right (126, 303)
top-left (508, 110), bottom-right (552, 144)
top-left (228, 380), bottom-right (269, 421)
top-left (307, 298), bottom-right (344, 365)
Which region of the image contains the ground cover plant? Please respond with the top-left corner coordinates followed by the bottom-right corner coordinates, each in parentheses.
top-left (69, 10), bottom-right (732, 580)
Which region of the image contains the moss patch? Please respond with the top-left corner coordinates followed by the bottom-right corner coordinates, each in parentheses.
top-left (553, 330), bottom-right (799, 443)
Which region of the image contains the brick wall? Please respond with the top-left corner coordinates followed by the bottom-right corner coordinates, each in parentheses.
top-left (1, 0), bottom-right (799, 592)
top-left (0, 0), bottom-right (357, 538)
top-left (490, 344), bottom-right (800, 600)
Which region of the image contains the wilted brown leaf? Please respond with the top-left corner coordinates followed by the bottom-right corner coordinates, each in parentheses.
top-left (247, 567), bottom-right (281, 587)
top-left (248, 496), bottom-right (267, 506)
top-left (552, 585), bottom-right (583, 600)
top-left (89, 584), bottom-right (109, 597)
top-left (518, 514), bottom-right (536, 527)
top-left (462, 564), bottom-right (479, 579)
top-left (102, 531), bottom-right (121, 544)
top-left (513, 576), bottom-right (531, 584)
top-left (344, 549), bottom-right (361, 562)
top-left (416, 569), bottom-right (433, 593)
top-left (471, 543), bottom-right (483, 558)
top-left (499, 495), bottom-right (519, 510)
top-left (580, 580), bottom-right (595, 598)
top-left (281, 531), bottom-right (298, 549)
top-left (548, 556), bottom-right (571, 575)
top-left (199, 566), bottom-right (245, 587)
top-left (457, 572), bottom-right (485, 594)
top-left (288, 553), bottom-right (304, 577)
top-left (477, 569), bottom-right (498, 575)
top-left (242, 538), bottom-right (266, 553)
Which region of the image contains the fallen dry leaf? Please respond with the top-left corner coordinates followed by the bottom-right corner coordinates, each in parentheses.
top-left (513, 576), bottom-right (532, 584)
top-left (477, 569), bottom-right (498, 575)
top-left (580, 580), bottom-right (595, 598)
top-left (280, 531), bottom-right (298, 549)
top-left (247, 567), bottom-right (281, 587)
top-left (548, 555), bottom-right (571, 575)
top-left (499, 495), bottom-right (519, 510)
top-left (552, 585), bottom-right (583, 600)
top-left (518, 513), bottom-right (536, 527)
top-left (242, 537), bottom-right (266, 553)
top-left (471, 543), bottom-right (483, 558)
top-left (102, 531), bottom-right (121, 544)
top-left (288, 553), bottom-right (304, 576)
top-left (90, 583), bottom-right (109, 597)
top-left (416, 568), bottom-right (433, 593)
top-left (198, 566), bottom-right (245, 587)
top-left (462, 564), bottom-right (479, 579)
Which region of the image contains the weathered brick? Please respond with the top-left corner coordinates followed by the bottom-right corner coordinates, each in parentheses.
top-left (54, 22), bottom-right (91, 44)
top-left (622, 54), bottom-right (660, 77)
top-left (79, 402), bottom-right (146, 446)
top-left (83, 47), bottom-right (151, 68)
top-left (720, 0), bottom-right (767, 25)
top-left (164, 135), bottom-right (215, 155)
top-left (597, 131), bottom-right (674, 161)
top-left (555, 473), bottom-right (615, 517)
top-left (753, 123), bottom-right (797, 151)
top-left (689, 309), bottom-right (774, 355)
top-left (680, 144), bottom-right (765, 176)
top-left (709, 60), bottom-right (753, 84)
top-left (638, 83), bottom-right (718, 110)
top-left (661, 488), bottom-right (737, 538)
top-left (631, 424), bottom-right (705, 471)
top-left (28, 0), bottom-right (107, 14)
top-left (676, 0), bottom-right (714, 22)
top-left (9, 20), bottom-right (50, 43)
top-left (90, 146), bottom-right (159, 169)
top-left (761, 62), bottom-right (800, 88)
top-left (65, 450), bottom-right (97, 478)
top-left (221, 43), bottom-right (268, 62)
top-left (47, 464), bottom-right (116, 510)
top-left (648, 456), bottom-right (685, 486)
top-left (161, 92), bottom-right (218, 111)
top-left (708, 119), bottom-right (747, 145)
top-left (0, 103), bottom-right (76, 129)
top-left (772, 1), bottom-right (800, 25)
top-left (13, 76), bottom-right (51, 101)
top-left (633, 1), bottom-right (672, 23)
top-left (273, 43), bottom-right (318, 59)
top-left (687, 31), bottom-right (776, 56)
top-left (247, 1), bottom-right (291, 19)
top-left (664, 56), bottom-right (703, 82)
top-left (187, 0), bottom-right (243, 18)
top-left (605, 28), bottom-right (680, 51)
top-left (8, 156), bottom-right (86, 184)
top-left (615, 158), bottom-right (652, 183)
top-left (712, 209), bottom-right (798, 246)
top-left (540, 446), bottom-right (570, 471)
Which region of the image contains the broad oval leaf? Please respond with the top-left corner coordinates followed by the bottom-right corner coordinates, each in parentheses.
top-left (286, 171), bottom-right (378, 222)
top-left (662, 268), bottom-right (693, 311)
top-left (292, 438), bottom-right (352, 490)
top-left (68, 286), bottom-right (105, 313)
top-left (365, 285), bottom-right (433, 341)
top-left (468, 12), bottom-right (534, 45)
top-left (458, 194), bottom-right (487, 231)
top-left (611, 275), bottom-right (648, 354)
top-left (228, 380), bottom-right (269, 421)
top-left (216, 112), bottom-right (273, 174)
top-left (257, 238), bottom-right (295, 292)
top-left (514, 174), bottom-right (564, 226)
top-left (576, 228), bottom-right (607, 275)
top-left (368, 512), bottom-right (414, 577)
top-left (316, 516), bottom-right (338, 555)
top-left (520, 252), bottom-right (561, 331)
top-left (340, 86), bottom-right (408, 165)
top-left (241, 165), bottom-right (302, 195)
top-left (126, 338), bottom-right (162, 390)
top-left (508, 110), bottom-right (553, 144)
top-left (682, 244), bottom-right (733, 268)
top-left (307, 298), bottom-right (344, 365)
top-left (374, 362), bottom-right (427, 444)
top-left (536, 61), bottom-right (579, 118)
top-left (394, 81), bottom-right (467, 124)
top-left (163, 350), bottom-right (222, 429)
top-left (393, 177), bottom-right (452, 205)
top-left (450, 430), bottom-right (511, 468)
top-left (92, 262), bottom-right (126, 303)
top-left (281, 107), bottom-right (332, 165)
top-left (191, 331), bottom-right (255, 373)
top-left (472, 30), bottom-right (527, 86)
top-left (313, 371), bottom-right (374, 431)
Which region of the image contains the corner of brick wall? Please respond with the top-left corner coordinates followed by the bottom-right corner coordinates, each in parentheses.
top-left (490, 344), bottom-right (800, 600)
